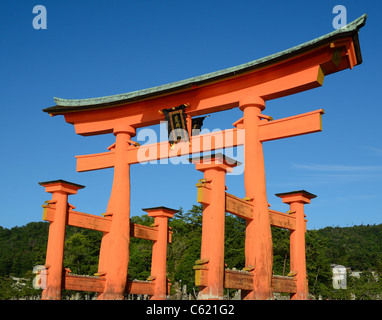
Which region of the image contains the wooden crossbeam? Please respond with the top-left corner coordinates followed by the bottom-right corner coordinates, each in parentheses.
top-left (195, 268), bottom-right (297, 293)
top-left (125, 279), bottom-right (155, 296)
top-left (43, 205), bottom-right (111, 232)
top-left (75, 109), bottom-right (323, 172)
top-left (63, 274), bottom-right (155, 295)
top-left (225, 193), bottom-right (253, 220)
top-left (76, 128), bottom-right (243, 171)
top-left (66, 62), bottom-right (327, 135)
top-left (269, 209), bottom-right (296, 230)
top-left (132, 127), bottom-right (243, 165)
top-left (130, 223), bottom-right (158, 242)
top-left (42, 205), bottom-right (171, 242)
top-left (63, 274), bottom-right (105, 293)
top-left (223, 192), bottom-right (297, 230)
top-left (68, 210), bottom-right (111, 232)
top-left (76, 150), bottom-right (115, 172)
top-left (258, 109), bottom-right (324, 142)
top-left (271, 275), bottom-right (297, 293)
top-left (224, 269), bottom-right (253, 291)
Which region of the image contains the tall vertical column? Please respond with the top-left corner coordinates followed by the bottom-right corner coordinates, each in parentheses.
top-left (190, 153), bottom-right (238, 300)
top-left (143, 207), bottom-right (177, 300)
top-left (240, 96), bottom-right (273, 300)
top-left (39, 180), bottom-right (84, 300)
top-left (97, 143), bottom-right (116, 276)
top-left (276, 190), bottom-right (316, 300)
top-left (98, 124), bottom-right (136, 300)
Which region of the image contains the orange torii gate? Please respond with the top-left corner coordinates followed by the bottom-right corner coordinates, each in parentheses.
top-left (190, 153), bottom-right (316, 300)
top-left (39, 15), bottom-right (366, 300)
top-left (39, 179), bottom-right (176, 300)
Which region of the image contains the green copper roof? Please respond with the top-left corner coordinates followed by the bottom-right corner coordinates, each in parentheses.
top-left (44, 14), bottom-right (367, 114)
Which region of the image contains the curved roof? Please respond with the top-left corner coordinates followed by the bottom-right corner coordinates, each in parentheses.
top-left (43, 14), bottom-right (367, 115)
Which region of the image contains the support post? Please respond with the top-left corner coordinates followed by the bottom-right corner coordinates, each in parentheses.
top-left (276, 190), bottom-right (316, 300)
top-left (98, 124), bottom-right (136, 300)
top-left (240, 96), bottom-right (273, 300)
top-left (190, 153), bottom-right (239, 300)
top-left (143, 207), bottom-right (178, 300)
top-left (39, 180), bottom-right (85, 300)
top-left (97, 143), bottom-right (116, 275)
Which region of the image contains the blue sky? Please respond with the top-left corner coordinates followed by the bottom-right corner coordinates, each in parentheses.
top-left (0, 0), bottom-right (381, 230)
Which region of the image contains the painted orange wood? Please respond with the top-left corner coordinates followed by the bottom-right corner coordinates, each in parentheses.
top-left (224, 269), bottom-right (253, 291)
top-left (63, 49), bottom-right (332, 135)
top-left (225, 193), bottom-right (253, 220)
top-left (269, 209), bottom-right (296, 230)
top-left (126, 280), bottom-right (155, 296)
top-left (63, 274), bottom-right (105, 293)
top-left (258, 109), bottom-right (324, 142)
top-left (43, 206), bottom-right (170, 242)
top-left (40, 22), bottom-right (364, 299)
top-left (271, 276), bottom-right (297, 294)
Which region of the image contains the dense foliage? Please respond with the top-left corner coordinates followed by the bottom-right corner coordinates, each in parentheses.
top-left (0, 205), bottom-right (381, 299)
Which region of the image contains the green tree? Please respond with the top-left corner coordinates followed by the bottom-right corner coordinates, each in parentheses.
top-left (64, 230), bottom-right (102, 275)
top-left (347, 271), bottom-right (382, 300)
top-left (0, 276), bottom-right (15, 299)
top-left (224, 215), bottom-right (246, 269)
top-left (305, 230), bottom-right (332, 298)
top-left (271, 227), bottom-right (290, 276)
top-left (167, 205), bottom-right (202, 293)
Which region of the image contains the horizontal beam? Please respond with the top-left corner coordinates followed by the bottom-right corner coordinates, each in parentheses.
top-left (259, 65), bottom-right (324, 101)
top-left (63, 274), bottom-right (105, 293)
top-left (225, 193), bottom-right (297, 230)
top-left (271, 275), bottom-right (297, 293)
top-left (195, 269), bottom-right (297, 293)
top-left (224, 269), bottom-right (253, 291)
top-left (65, 49), bottom-right (330, 135)
top-left (258, 109), bottom-right (324, 142)
top-left (195, 190), bottom-right (298, 229)
top-left (76, 150), bottom-right (115, 172)
top-left (63, 274), bottom-right (155, 295)
top-left (130, 223), bottom-right (158, 242)
top-left (43, 205), bottom-right (111, 232)
top-left (126, 280), bottom-right (155, 296)
top-left (68, 210), bottom-right (111, 232)
top-left (75, 109), bottom-right (322, 172)
top-left (66, 272), bottom-right (295, 295)
top-left (76, 128), bottom-right (244, 172)
top-left (269, 209), bottom-right (296, 230)
top-left (129, 128), bottom-right (243, 165)
top-left (225, 193), bottom-right (253, 220)
top-left (42, 205), bottom-right (171, 242)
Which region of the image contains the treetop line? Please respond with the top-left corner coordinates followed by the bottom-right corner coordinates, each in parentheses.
top-left (36, 15), bottom-right (367, 300)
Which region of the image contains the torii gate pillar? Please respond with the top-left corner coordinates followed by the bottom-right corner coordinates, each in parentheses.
top-left (240, 97), bottom-right (273, 300)
top-left (39, 180), bottom-right (85, 300)
top-left (276, 190), bottom-right (317, 300)
top-left (98, 124), bottom-right (136, 300)
top-left (190, 154), bottom-right (238, 300)
top-left (143, 206), bottom-right (178, 300)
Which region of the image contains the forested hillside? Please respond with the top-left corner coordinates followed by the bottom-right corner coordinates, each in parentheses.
top-left (316, 224), bottom-right (382, 272)
top-left (0, 204), bottom-right (381, 299)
